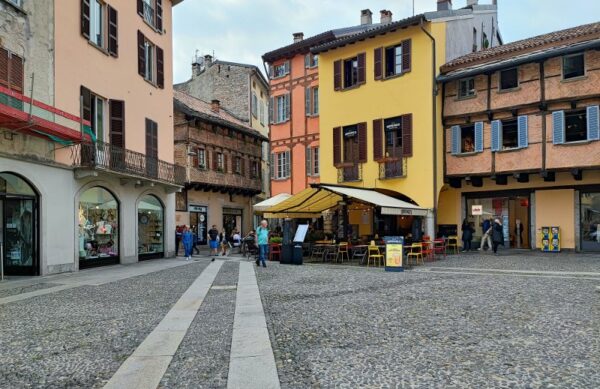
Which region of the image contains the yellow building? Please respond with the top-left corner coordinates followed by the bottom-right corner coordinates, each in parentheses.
top-left (312, 4), bottom-right (501, 238)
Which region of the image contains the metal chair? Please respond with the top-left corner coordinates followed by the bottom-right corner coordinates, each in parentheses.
top-left (433, 239), bottom-right (447, 259)
top-left (336, 243), bottom-right (350, 263)
top-left (447, 236), bottom-right (459, 255)
top-left (421, 241), bottom-right (434, 261)
top-left (269, 244), bottom-right (281, 261)
top-left (407, 243), bottom-right (424, 266)
top-left (367, 246), bottom-right (384, 267)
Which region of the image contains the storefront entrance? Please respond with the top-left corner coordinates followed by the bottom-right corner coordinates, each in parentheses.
top-left (223, 207), bottom-right (243, 238)
top-left (138, 195), bottom-right (164, 260)
top-left (189, 205), bottom-right (208, 246)
top-left (0, 173), bottom-right (39, 276)
top-left (580, 191), bottom-right (600, 251)
top-left (465, 192), bottom-right (531, 249)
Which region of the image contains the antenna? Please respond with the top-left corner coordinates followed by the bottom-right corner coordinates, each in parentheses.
top-left (412, 0), bottom-right (415, 16)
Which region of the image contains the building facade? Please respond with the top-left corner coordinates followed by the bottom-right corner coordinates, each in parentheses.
top-left (438, 21), bottom-right (600, 251)
top-left (173, 91), bottom-right (267, 242)
top-left (314, 2), bottom-right (500, 238)
top-left (0, 0), bottom-right (184, 276)
top-left (175, 56), bottom-right (270, 201)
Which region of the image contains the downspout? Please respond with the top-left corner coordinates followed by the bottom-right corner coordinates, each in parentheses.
top-left (420, 19), bottom-right (438, 234)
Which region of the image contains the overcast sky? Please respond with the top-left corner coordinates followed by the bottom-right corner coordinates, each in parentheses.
top-left (172, 0), bottom-right (600, 84)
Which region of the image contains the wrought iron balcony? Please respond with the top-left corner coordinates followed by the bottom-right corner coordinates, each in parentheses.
top-left (71, 141), bottom-right (186, 186)
top-left (379, 158), bottom-right (408, 179)
top-left (337, 163), bottom-right (362, 183)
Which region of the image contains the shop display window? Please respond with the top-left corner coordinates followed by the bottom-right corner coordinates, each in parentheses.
top-left (138, 195), bottom-right (164, 256)
top-left (78, 187), bottom-right (119, 262)
top-left (581, 192), bottom-right (600, 251)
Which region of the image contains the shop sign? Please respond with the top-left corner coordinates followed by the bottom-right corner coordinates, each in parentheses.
top-left (189, 204), bottom-right (207, 213)
top-left (385, 242), bottom-right (404, 272)
top-left (223, 207), bottom-right (243, 215)
top-left (401, 209), bottom-right (413, 215)
top-left (471, 205), bottom-right (483, 215)
top-left (344, 128), bottom-right (357, 138)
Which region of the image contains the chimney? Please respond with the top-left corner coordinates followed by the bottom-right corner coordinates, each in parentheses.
top-left (293, 32), bottom-right (304, 43)
top-left (204, 54), bottom-right (213, 67)
top-left (192, 61), bottom-right (202, 77)
top-left (211, 99), bottom-right (220, 113)
top-left (466, 0), bottom-right (478, 6)
top-left (360, 9), bottom-right (372, 25)
top-left (380, 9), bottom-right (392, 24)
top-left (437, 0), bottom-right (452, 11)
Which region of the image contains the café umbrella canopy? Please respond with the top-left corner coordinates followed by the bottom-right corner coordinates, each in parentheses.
top-left (253, 193), bottom-right (292, 213)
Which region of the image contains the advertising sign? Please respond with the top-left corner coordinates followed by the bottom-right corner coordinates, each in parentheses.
top-left (385, 242), bottom-right (404, 272)
top-left (471, 205), bottom-right (483, 215)
top-left (541, 226), bottom-right (560, 252)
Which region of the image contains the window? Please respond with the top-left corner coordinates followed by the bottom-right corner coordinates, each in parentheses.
top-left (251, 93), bottom-right (258, 118)
top-left (499, 68), bottom-right (518, 90)
top-left (270, 94), bottom-right (290, 124)
top-left (451, 123), bottom-right (484, 155)
top-left (343, 57), bottom-right (359, 88)
top-left (384, 44), bottom-right (402, 77)
top-left (234, 156), bottom-right (242, 174)
top-left (258, 101), bottom-right (264, 125)
top-left (565, 110), bottom-right (587, 142)
top-left (501, 119), bottom-right (519, 149)
top-left (81, 87), bottom-right (107, 142)
top-left (490, 116), bottom-right (528, 151)
top-left (137, 31), bottom-right (164, 88)
top-left (305, 86), bottom-right (319, 116)
top-left (313, 87), bottom-right (319, 115)
top-left (145, 118), bottom-right (158, 176)
top-left (384, 116), bottom-right (403, 158)
top-left (81, 0), bottom-right (118, 56)
top-left (90, 0), bottom-right (104, 47)
top-left (271, 61), bottom-right (290, 78)
top-left (460, 125), bottom-right (475, 153)
top-left (458, 78), bottom-right (475, 98)
top-left (553, 107), bottom-right (599, 145)
top-left (305, 146), bottom-right (319, 176)
top-left (563, 53), bottom-right (584, 80)
top-left (375, 40), bottom-right (410, 81)
top-left (274, 151), bottom-right (290, 179)
top-left (197, 148), bottom-right (206, 168)
top-left (305, 53), bottom-right (318, 68)
top-left (251, 160), bottom-right (260, 179)
top-left (138, 0), bottom-right (163, 32)
top-left (313, 147), bottom-right (319, 176)
top-left (0, 47), bottom-right (24, 94)
top-left (217, 152), bottom-right (224, 171)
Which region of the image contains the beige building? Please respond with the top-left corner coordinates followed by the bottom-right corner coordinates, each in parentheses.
top-left (0, 0), bottom-right (184, 276)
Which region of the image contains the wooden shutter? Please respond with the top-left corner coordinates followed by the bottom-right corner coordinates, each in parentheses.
top-left (156, 46), bottom-right (164, 88)
top-left (333, 60), bottom-right (342, 91)
top-left (357, 53), bottom-right (366, 84)
top-left (284, 61), bottom-right (290, 75)
top-left (145, 119), bottom-right (158, 158)
top-left (81, 0), bottom-right (90, 39)
top-left (402, 39), bottom-right (411, 73)
top-left (358, 122), bottom-right (367, 162)
top-left (474, 121), bottom-right (484, 152)
top-left (305, 87), bottom-right (310, 115)
top-left (374, 47), bottom-right (383, 80)
top-left (107, 5), bottom-right (118, 57)
top-left (137, 0), bottom-right (143, 15)
top-left (552, 111), bottom-right (565, 144)
top-left (333, 127), bottom-right (341, 165)
top-left (305, 54), bottom-right (310, 68)
top-left (306, 146), bottom-right (312, 176)
top-left (586, 105), bottom-right (599, 141)
top-left (402, 114), bottom-right (413, 157)
top-left (9, 55), bottom-right (23, 93)
top-left (81, 86), bottom-right (92, 123)
top-left (156, 0), bottom-right (163, 31)
top-left (212, 150), bottom-right (218, 170)
top-left (269, 96), bottom-right (274, 123)
top-left (109, 100), bottom-right (125, 147)
top-left (137, 31), bottom-right (145, 77)
top-left (518, 115), bottom-right (529, 148)
top-left (451, 126), bottom-right (460, 155)
top-left (0, 48), bottom-right (8, 88)
top-left (491, 120), bottom-right (502, 151)
top-left (373, 119), bottom-right (383, 161)
top-left (284, 93), bottom-right (290, 120)
top-left (192, 148), bottom-right (199, 167)
top-left (270, 153), bottom-right (275, 178)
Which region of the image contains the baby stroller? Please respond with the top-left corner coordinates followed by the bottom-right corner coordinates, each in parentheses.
top-left (242, 236), bottom-right (259, 261)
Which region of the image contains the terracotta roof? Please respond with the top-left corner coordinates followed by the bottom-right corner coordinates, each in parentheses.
top-left (441, 21), bottom-right (600, 73)
top-left (173, 90), bottom-right (268, 141)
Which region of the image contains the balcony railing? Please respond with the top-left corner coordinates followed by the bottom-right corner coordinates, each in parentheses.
top-left (379, 158), bottom-right (408, 179)
top-left (189, 167), bottom-right (263, 193)
top-left (71, 141), bottom-right (186, 186)
top-left (337, 163), bottom-right (362, 183)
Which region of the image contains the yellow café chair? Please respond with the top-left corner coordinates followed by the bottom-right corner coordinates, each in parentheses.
top-left (407, 243), bottom-right (424, 266)
top-left (447, 235), bottom-right (459, 255)
top-left (367, 245), bottom-right (384, 267)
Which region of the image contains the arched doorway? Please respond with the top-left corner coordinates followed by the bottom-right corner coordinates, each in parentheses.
top-left (0, 172), bottom-right (39, 276)
top-left (78, 186), bottom-right (120, 268)
top-left (137, 194), bottom-right (164, 260)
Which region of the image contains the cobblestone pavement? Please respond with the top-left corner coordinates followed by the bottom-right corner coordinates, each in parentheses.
top-left (159, 261), bottom-right (238, 389)
top-left (0, 261), bottom-right (210, 389)
top-left (257, 259), bottom-right (600, 388)
top-left (0, 282), bottom-right (61, 299)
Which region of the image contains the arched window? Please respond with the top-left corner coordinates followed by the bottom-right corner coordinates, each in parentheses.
top-left (78, 187), bottom-right (119, 267)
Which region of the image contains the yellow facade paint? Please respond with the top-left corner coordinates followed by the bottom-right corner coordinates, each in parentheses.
top-left (319, 21), bottom-right (446, 209)
top-left (535, 189), bottom-right (575, 249)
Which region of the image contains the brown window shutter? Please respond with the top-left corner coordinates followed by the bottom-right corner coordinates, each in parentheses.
top-left (402, 114), bottom-right (413, 157)
top-left (212, 151), bottom-right (218, 170)
top-left (402, 39), bottom-right (411, 73)
top-left (137, 0), bottom-right (143, 15)
top-left (81, 0), bottom-right (90, 39)
top-left (357, 53), bottom-right (366, 84)
top-left (107, 6), bottom-right (118, 57)
top-left (80, 86), bottom-right (92, 123)
top-left (358, 122), bottom-right (367, 162)
top-left (145, 119), bottom-right (151, 154)
top-left (242, 158), bottom-right (246, 177)
top-left (109, 100), bottom-right (125, 148)
top-left (9, 55), bottom-right (23, 93)
top-left (0, 48), bottom-right (9, 88)
top-left (156, 0), bottom-right (163, 31)
top-left (333, 60), bottom-right (341, 91)
top-left (373, 119), bottom-right (383, 161)
top-left (156, 46), bottom-right (164, 88)
top-left (374, 47), bottom-right (383, 80)
top-left (137, 31), bottom-right (145, 77)
top-left (333, 127), bottom-right (341, 165)
top-left (193, 148), bottom-right (199, 167)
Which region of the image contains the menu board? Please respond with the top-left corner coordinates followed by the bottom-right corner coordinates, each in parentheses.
top-left (294, 224), bottom-right (309, 243)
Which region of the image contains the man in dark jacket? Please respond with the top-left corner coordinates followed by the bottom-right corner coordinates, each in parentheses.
top-left (461, 219), bottom-right (474, 252)
top-left (492, 218), bottom-right (504, 255)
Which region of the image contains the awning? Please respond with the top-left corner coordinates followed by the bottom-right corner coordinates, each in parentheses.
top-left (263, 185), bottom-right (428, 218)
top-left (253, 193), bottom-right (292, 212)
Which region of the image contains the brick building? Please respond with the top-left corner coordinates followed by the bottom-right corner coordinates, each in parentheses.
top-left (437, 21), bottom-right (600, 251)
top-left (173, 90), bottom-right (267, 242)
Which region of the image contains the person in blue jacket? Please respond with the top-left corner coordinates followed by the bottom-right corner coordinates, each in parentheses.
top-left (182, 225), bottom-right (194, 261)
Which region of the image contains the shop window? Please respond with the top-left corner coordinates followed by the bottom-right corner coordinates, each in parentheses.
top-left (458, 78), bottom-right (475, 98)
top-left (138, 195), bottom-right (164, 258)
top-left (501, 119), bottom-right (519, 149)
top-left (581, 192), bottom-right (600, 251)
top-left (78, 187), bottom-right (119, 266)
top-left (565, 109), bottom-right (587, 142)
top-left (343, 57), bottom-right (359, 88)
top-left (499, 68), bottom-right (518, 90)
top-left (563, 53), bottom-right (584, 80)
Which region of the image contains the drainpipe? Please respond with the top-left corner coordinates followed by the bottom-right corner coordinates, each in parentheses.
top-left (420, 19), bottom-right (438, 237)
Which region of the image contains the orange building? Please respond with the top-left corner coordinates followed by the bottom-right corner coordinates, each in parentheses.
top-left (262, 14), bottom-right (376, 195)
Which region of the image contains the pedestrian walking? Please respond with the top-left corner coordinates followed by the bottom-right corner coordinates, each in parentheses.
top-left (492, 218), bottom-right (504, 255)
top-left (256, 220), bottom-right (269, 268)
top-left (479, 217), bottom-right (493, 251)
top-left (208, 224), bottom-right (219, 257)
top-left (175, 225), bottom-right (183, 256)
top-left (182, 225), bottom-right (194, 261)
top-left (192, 226), bottom-right (200, 255)
top-left (219, 228), bottom-right (230, 256)
top-left (461, 218), bottom-right (474, 252)
top-left (232, 229), bottom-right (242, 253)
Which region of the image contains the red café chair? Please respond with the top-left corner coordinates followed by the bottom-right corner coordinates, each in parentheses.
top-left (433, 238), bottom-right (447, 259)
top-left (269, 243), bottom-right (281, 261)
top-left (421, 241), bottom-right (434, 261)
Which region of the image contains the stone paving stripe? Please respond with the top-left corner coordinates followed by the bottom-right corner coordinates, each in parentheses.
top-left (421, 266), bottom-right (600, 277)
top-left (0, 284), bottom-right (78, 305)
top-left (421, 268), bottom-right (600, 281)
top-left (227, 262), bottom-right (280, 389)
top-left (103, 260), bottom-right (223, 389)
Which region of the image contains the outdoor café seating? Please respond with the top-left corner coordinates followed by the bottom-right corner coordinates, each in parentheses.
top-left (447, 235), bottom-right (459, 254)
top-left (367, 245), bottom-right (384, 267)
top-left (336, 242), bottom-right (350, 263)
top-left (407, 243), bottom-right (424, 266)
top-left (269, 243), bottom-right (282, 261)
top-left (433, 238), bottom-right (447, 259)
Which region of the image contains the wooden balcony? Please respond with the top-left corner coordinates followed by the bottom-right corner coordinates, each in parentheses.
top-left (188, 167), bottom-right (262, 195)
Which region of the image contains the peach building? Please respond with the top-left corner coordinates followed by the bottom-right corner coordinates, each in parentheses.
top-left (438, 22), bottom-right (600, 251)
top-left (262, 18), bottom-right (375, 196)
top-left (0, 0), bottom-right (184, 276)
